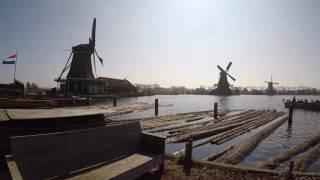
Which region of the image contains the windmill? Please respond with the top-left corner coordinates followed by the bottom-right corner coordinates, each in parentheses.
top-left (264, 75), bottom-right (279, 95)
top-left (209, 62), bottom-right (236, 95)
top-left (55, 18), bottom-right (105, 96)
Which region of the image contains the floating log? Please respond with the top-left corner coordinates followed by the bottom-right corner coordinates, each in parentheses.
top-left (167, 110), bottom-right (257, 137)
top-left (185, 116), bottom-right (204, 123)
top-left (204, 112), bottom-right (281, 147)
top-left (293, 143), bottom-right (320, 171)
top-left (257, 131), bottom-right (320, 169)
top-left (204, 145), bottom-right (234, 161)
top-left (215, 116), bottom-right (288, 164)
top-left (147, 116), bottom-right (207, 133)
top-left (172, 120), bottom-right (250, 143)
top-left (214, 110), bottom-right (255, 123)
top-left (168, 110), bottom-right (267, 143)
top-left (172, 111), bottom-right (284, 154)
top-left (141, 110), bottom-right (230, 131)
top-left (171, 110), bottom-right (273, 143)
top-left (213, 112), bottom-right (285, 145)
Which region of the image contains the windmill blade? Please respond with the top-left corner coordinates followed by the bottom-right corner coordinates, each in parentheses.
top-left (93, 53), bottom-right (97, 77)
top-left (58, 51), bottom-right (73, 79)
top-left (91, 18), bottom-right (96, 49)
top-left (273, 82), bottom-right (279, 85)
top-left (217, 65), bottom-right (227, 73)
top-left (227, 73), bottom-right (236, 81)
top-left (226, 62), bottom-right (232, 71)
top-left (94, 49), bottom-right (103, 66)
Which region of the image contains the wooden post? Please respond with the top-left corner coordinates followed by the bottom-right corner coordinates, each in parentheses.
top-left (214, 102), bottom-right (218, 119)
top-left (282, 161), bottom-right (294, 180)
top-left (183, 139), bottom-right (193, 175)
top-left (155, 98), bottom-right (159, 116)
top-left (113, 97), bottom-right (117, 107)
top-left (289, 104), bottom-right (293, 124)
top-left (289, 161), bottom-right (294, 179)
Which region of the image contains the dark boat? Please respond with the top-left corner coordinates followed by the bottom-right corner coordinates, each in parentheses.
top-left (284, 101), bottom-right (320, 110)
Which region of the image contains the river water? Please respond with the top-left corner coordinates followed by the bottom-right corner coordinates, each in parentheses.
top-left (108, 95), bottom-right (320, 172)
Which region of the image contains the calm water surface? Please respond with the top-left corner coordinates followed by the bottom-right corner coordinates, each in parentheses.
top-left (108, 95), bottom-right (320, 172)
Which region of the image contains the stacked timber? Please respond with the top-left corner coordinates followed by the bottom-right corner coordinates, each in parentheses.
top-left (257, 131), bottom-right (320, 169)
top-left (214, 116), bottom-right (288, 164)
top-left (169, 110), bottom-right (284, 144)
top-left (136, 109), bottom-right (230, 131)
top-left (173, 110), bottom-right (286, 155)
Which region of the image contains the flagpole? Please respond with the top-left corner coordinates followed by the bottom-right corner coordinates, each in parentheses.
top-left (13, 52), bottom-right (17, 82)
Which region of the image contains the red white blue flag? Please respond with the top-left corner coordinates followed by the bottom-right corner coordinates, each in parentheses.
top-left (2, 54), bottom-right (17, 64)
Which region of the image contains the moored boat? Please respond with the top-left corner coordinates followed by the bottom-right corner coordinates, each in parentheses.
top-left (284, 101), bottom-right (320, 110)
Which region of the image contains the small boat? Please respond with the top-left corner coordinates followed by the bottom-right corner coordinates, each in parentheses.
top-left (284, 101), bottom-right (320, 110)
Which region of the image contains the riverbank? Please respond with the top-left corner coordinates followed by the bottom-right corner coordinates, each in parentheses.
top-left (142, 155), bottom-right (320, 180)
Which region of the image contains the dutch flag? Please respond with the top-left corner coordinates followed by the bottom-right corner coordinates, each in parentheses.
top-left (2, 54), bottom-right (17, 64)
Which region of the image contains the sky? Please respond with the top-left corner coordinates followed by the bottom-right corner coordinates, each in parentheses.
top-left (1, 0), bottom-right (320, 88)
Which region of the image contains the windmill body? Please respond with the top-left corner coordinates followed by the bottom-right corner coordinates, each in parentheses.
top-left (67, 44), bottom-right (95, 79)
top-left (209, 62), bottom-right (236, 96)
top-left (264, 75), bottom-right (279, 95)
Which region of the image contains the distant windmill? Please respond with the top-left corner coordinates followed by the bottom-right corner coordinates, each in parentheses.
top-left (264, 75), bottom-right (279, 95)
top-left (55, 18), bottom-right (104, 96)
top-left (209, 61), bottom-right (236, 96)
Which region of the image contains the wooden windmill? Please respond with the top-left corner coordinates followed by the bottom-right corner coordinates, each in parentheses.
top-left (55, 18), bottom-right (105, 96)
top-left (209, 62), bottom-right (236, 96)
top-left (264, 75), bottom-right (279, 95)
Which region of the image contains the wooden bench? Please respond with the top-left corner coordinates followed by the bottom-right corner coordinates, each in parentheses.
top-left (5, 121), bottom-right (165, 180)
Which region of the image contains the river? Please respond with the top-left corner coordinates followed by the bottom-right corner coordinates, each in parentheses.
top-left (108, 95), bottom-right (320, 172)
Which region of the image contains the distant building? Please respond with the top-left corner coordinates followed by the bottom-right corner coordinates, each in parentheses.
top-left (96, 77), bottom-right (137, 95)
top-left (0, 79), bottom-right (24, 97)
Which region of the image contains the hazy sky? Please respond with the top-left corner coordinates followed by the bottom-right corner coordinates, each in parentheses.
top-left (1, 0), bottom-right (320, 88)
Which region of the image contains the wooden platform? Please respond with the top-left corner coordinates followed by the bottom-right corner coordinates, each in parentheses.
top-left (5, 108), bottom-right (108, 121)
top-left (0, 102), bottom-right (154, 122)
top-left (0, 110), bottom-right (9, 121)
top-left (68, 153), bottom-right (162, 180)
top-left (0, 103), bottom-right (154, 175)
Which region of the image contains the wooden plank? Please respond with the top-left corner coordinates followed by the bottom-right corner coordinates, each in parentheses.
top-left (6, 108), bottom-right (107, 120)
top-left (5, 155), bottom-right (23, 180)
top-left (10, 122), bottom-right (142, 179)
top-left (68, 154), bottom-right (163, 180)
top-left (0, 110), bottom-right (9, 121)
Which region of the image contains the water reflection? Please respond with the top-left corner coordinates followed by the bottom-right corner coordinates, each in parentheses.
top-left (286, 125), bottom-right (292, 139)
top-left (216, 96), bottom-right (230, 109)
